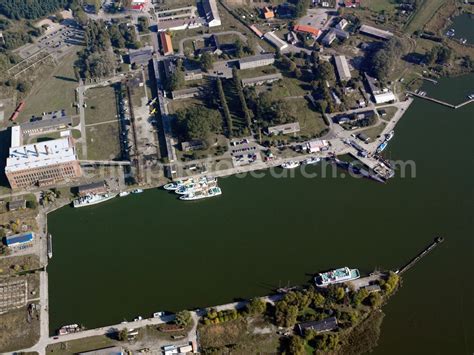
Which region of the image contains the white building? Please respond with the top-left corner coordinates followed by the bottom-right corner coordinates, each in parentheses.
top-left (335, 19), bottom-right (348, 30)
top-left (306, 140), bottom-right (329, 153)
top-left (264, 32), bottom-right (288, 51)
top-left (203, 0), bottom-right (221, 27)
top-left (238, 54), bottom-right (275, 70)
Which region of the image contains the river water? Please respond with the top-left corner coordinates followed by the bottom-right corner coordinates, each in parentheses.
top-left (450, 13), bottom-right (474, 44)
top-left (48, 75), bottom-right (474, 353)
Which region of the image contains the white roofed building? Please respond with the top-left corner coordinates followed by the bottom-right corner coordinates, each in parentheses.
top-left (334, 55), bottom-right (351, 82)
top-left (203, 0), bottom-right (221, 27)
top-left (5, 126), bottom-right (82, 189)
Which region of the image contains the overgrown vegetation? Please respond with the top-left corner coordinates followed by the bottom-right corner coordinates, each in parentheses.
top-left (0, 0), bottom-right (74, 20)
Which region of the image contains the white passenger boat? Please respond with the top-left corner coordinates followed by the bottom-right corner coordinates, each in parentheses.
top-left (281, 161), bottom-right (300, 169)
top-left (73, 193), bottom-right (116, 208)
top-left (314, 267), bottom-right (360, 287)
top-left (119, 191), bottom-right (130, 197)
top-left (131, 189), bottom-right (143, 194)
top-left (304, 157), bottom-right (321, 165)
top-left (58, 324), bottom-right (80, 335)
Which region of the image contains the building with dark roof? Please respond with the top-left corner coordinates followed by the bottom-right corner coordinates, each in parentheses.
top-left (126, 46), bottom-right (153, 66)
top-left (7, 199), bottom-right (27, 211)
top-left (202, 0), bottom-right (221, 27)
top-left (4, 232), bottom-right (34, 247)
top-left (297, 317), bottom-right (338, 335)
top-left (77, 181), bottom-right (107, 196)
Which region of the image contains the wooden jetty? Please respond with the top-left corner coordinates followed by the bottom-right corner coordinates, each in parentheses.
top-left (396, 237), bottom-right (444, 275)
top-left (407, 92), bottom-right (474, 109)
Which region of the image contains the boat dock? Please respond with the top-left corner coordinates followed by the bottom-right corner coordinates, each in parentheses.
top-left (396, 237), bottom-right (444, 275)
top-left (407, 92), bottom-right (474, 109)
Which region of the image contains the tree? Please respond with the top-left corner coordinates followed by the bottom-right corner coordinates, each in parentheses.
top-left (315, 61), bottom-right (336, 82)
top-left (275, 302), bottom-right (298, 327)
top-left (216, 78), bottom-right (233, 137)
top-left (352, 288), bottom-right (369, 306)
top-left (369, 37), bottom-right (403, 81)
top-left (200, 52), bottom-right (214, 72)
top-left (176, 106), bottom-right (222, 142)
top-left (383, 272), bottom-right (399, 294)
top-left (234, 38), bottom-right (244, 58)
top-left (246, 298), bottom-right (266, 315)
top-left (287, 335), bottom-right (305, 355)
top-left (232, 67), bottom-right (252, 129)
top-left (314, 333), bottom-right (339, 351)
top-left (175, 310), bottom-right (192, 327)
top-left (117, 328), bottom-right (128, 341)
top-left (137, 17), bottom-right (149, 33)
top-left (368, 292), bottom-right (382, 308)
top-left (167, 59), bottom-right (185, 91)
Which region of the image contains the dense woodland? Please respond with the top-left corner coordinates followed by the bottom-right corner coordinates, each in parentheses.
top-left (0, 0), bottom-right (74, 20)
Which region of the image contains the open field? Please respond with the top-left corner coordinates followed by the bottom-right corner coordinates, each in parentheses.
top-left (19, 50), bottom-right (79, 121)
top-left (85, 86), bottom-right (118, 125)
top-left (0, 305), bottom-right (40, 353)
top-left (360, 121), bottom-right (387, 140)
top-left (363, 0), bottom-right (397, 13)
top-left (198, 317), bottom-right (280, 353)
top-left (404, 0), bottom-right (446, 34)
top-left (0, 255), bottom-right (41, 276)
top-left (289, 98), bottom-right (328, 138)
top-left (46, 335), bottom-right (115, 354)
top-left (86, 122), bottom-right (121, 161)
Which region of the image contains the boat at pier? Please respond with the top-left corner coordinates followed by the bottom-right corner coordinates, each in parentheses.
top-left (180, 186), bottom-right (222, 201)
top-left (131, 189), bottom-right (143, 194)
top-left (119, 191), bottom-right (130, 197)
top-left (73, 193), bottom-right (116, 208)
top-left (57, 324), bottom-right (81, 335)
top-left (385, 130), bottom-right (394, 141)
top-left (376, 141), bottom-right (388, 153)
top-left (47, 234), bottom-right (53, 259)
top-left (315, 267), bottom-right (360, 286)
top-left (281, 161), bottom-right (300, 169)
top-left (175, 177), bottom-right (217, 195)
top-left (331, 157), bottom-right (385, 184)
top-left (304, 157), bottom-right (321, 165)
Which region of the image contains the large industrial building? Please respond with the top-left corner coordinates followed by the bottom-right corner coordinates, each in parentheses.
top-left (5, 126), bottom-right (82, 189)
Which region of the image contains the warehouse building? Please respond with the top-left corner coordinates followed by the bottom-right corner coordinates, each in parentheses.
top-left (4, 232), bottom-right (34, 247)
top-left (159, 32), bottom-right (173, 56)
top-left (360, 25), bottom-right (393, 40)
top-left (264, 32), bottom-right (288, 51)
top-left (334, 55), bottom-right (351, 82)
top-left (5, 126), bottom-right (82, 189)
top-left (238, 53), bottom-right (275, 70)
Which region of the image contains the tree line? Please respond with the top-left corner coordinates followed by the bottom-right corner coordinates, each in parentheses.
top-left (0, 0), bottom-right (74, 20)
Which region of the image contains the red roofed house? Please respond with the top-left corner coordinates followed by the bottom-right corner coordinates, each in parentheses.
top-left (294, 25), bottom-right (321, 38)
top-left (160, 32), bottom-right (173, 56)
top-left (262, 7), bottom-right (275, 19)
top-left (344, 0), bottom-right (361, 8)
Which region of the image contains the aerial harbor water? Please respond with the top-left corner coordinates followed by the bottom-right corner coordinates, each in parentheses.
top-left (48, 74), bottom-right (474, 354)
top-left (449, 12), bottom-right (474, 43)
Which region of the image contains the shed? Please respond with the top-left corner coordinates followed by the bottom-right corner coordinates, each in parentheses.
top-left (357, 132), bottom-right (370, 142)
top-left (297, 317), bottom-right (338, 335)
top-left (8, 199), bottom-right (27, 211)
top-left (4, 232), bottom-right (34, 247)
top-left (77, 181), bottom-right (107, 196)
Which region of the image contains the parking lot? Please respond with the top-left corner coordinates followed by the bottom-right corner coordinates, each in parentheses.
top-left (230, 139), bottom-right (263, 167)
top-left (15, 23), bottom-right (85, 60)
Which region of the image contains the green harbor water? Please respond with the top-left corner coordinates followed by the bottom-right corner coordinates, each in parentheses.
top-left (450, 13), bottom-right (474, 44)
top-left (48, 75), bottom-right (474, 354)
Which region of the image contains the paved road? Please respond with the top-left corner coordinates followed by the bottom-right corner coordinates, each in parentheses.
top-left (76, 80), bottom-right (88, 158)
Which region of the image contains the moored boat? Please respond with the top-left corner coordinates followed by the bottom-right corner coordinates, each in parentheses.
top-left (304, 157), bottom-right (321, 165)
top-left (131, 189), bottom-right (143, 194)
top-left (281, 161), bottom-right (300, 169)
top-left (57, 324), bottom-right (81, 335)
top-left (119, 191), bottom-right (130, 197)
top-left (314, 267), bottom-right (360, 287)
top-left (180, 186), bottom-right (222, 201)
top-left (376, 141), bottom-right (387, 153)
top-left (73, 193), bottom-right (116, 208)
top-left (385, 130), bottom-right (394, 141)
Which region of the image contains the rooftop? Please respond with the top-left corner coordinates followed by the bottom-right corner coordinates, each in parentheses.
top-left (264, 32), bottom-right (288, 49)
top-left (360, 24), bottom-right (393, 40)
top-left (294, 25), bottom-right (321, 37)
top-left (297, 317), bottom-right (338, 335)
top-left (6, 128), bottom-right (77, 173)
top-left (239, 53), bottom-right (275, 64)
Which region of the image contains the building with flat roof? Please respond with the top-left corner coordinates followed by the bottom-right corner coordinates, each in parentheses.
top-left (238, 53), bottom-right (275, 70)
top-left (264, 32), bottom-right (288, 51)
top-left (306, 139), bottom-right (329, 153)
top-left (297, 317), bottom-right (338, 335)
top-left (4, 232), bottom-right (34, 247)
top-left (7, 199), bottom-right (27, 211)
top-left (157, 18), bottom-right (203, 32)
top-left (335, 18), bottom-right (348, 30)
top-left (262, 7), bottom-right (274, 19)
top-left (184, 68), bottom-right (203, 81)
top-left (334, 55), bottom-right (351, 82)
top-left (321, 30), bottom-right (337, 46)
top-left (5, 126), bottom-right (82, 189)
top-left (79, 346), bottom-right (124, 355)
top-left (294, 25), bottom-right (321, 38)
top-left (159, 32), bottom-right (173, 56)
top-left (242, 73), bottom-right (282, 87)
top-left (171, 87), bottom-right (202, 100)
top-left (360, 24), bottom-right (393, 40)
top-left (203, 0), bottom-right (221, 27)
top-left (364, 72), bottom-right (396, 103)
top-left (266, 122), bottom-right (300, 135)
top-left (126, 46), bottom-right (153, 65)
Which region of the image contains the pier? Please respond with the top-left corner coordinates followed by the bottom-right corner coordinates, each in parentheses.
top-left (407, 92), bottom-right (474, 109)
top-left (396, 237), bottom-right (444, 275)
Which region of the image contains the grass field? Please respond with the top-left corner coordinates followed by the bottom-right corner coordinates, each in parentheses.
top-left (46, 335), bottom-right (114, 354)
top-left (19, 50), bottom-right (79, 120)
top-left (0, 306), bottom-right (40, 353)
top-left (85, 86), bottom-right (118, 125)
top-left (86, 121), bottom-right (121, 160)
top-left (289, 98), bottom-right (328, 138)
top-left (360, 121), bottom-right (387, 139)
top-left (404, 0), bottom-right (447, 33)
top-left (364, 0), bottom-right (397, 13)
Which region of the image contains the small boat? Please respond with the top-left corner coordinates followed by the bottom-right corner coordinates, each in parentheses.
top-left (58, 324), bottom-right (80, 335)
top-left (131, 189), bottom-right (143, 194)
top-left (304, 157), bottom-right (321, 165)
top-left (153, 312), bottom-right (165, 318)
top-left (163, 181), bottom-right (183, 191)
top-left (468, 94), bottom-right (474, 100)
top-left (119, 191), bottom-right (130, 197)
top-left (376, 141), bottom-right (388, 153)
top-left (385, 130), bottom-right (394, 141)
top-left (47, 234), bottom-right (53, 259)
top-left (281, 161), bottom-right (300, 169)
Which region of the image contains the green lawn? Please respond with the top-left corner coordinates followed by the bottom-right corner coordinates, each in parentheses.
top-left (363, 0), bottom-right (397, 12)
top-left (86, 121), bottom-right (121, 160)
top-left (404, 0), bottom-right (446, 33)
top-left (46, 335), bottom-right (115, 354)
top-left (265, 76), bottom-right (310, 100)
top-left (360, 121), bottom-right (387, 139)
top-left (19, 50), bottom-right (79, 120)
top-left (85, 86), bottom-right (118, 125)
top-left (289, 98), bottom-right (328, 138)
